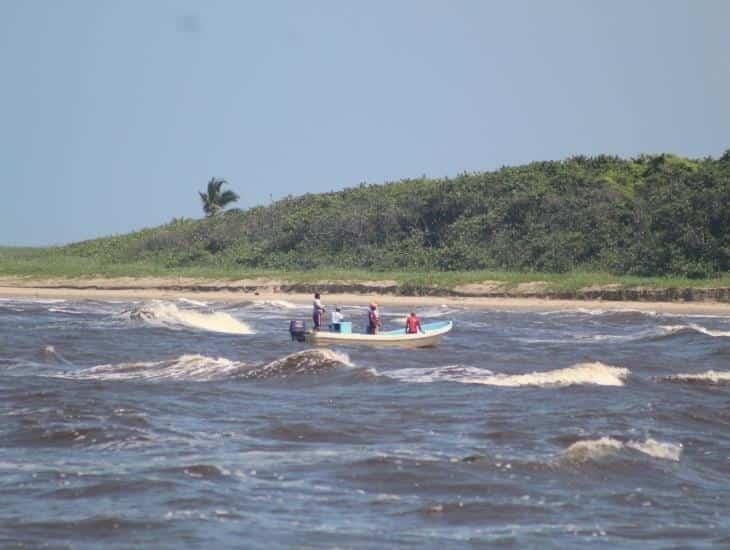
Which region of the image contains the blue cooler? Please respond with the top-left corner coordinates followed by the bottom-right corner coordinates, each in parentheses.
top-left (330, 321), bottom-right (352, 333)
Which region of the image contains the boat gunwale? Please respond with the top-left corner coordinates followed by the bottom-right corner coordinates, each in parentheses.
top-left (304, 320), bottom-right (453, 346)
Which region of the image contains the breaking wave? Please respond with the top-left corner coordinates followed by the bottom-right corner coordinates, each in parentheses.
top-left (177, 298), bottom-right (208, 307)
top-left (519, 323), bottom-right (730, 345)
top-left (660, 370), bottom-right (730, 385)
top-left (56, 349), bottom-right (353, 382)
top-left (249, 300), bottom-right (301, 310)
top-left (561, 437), bottom-right (682, 462)
top-left (239, 349), bottom-right (353, 380)
top-left (60, 354), bottom-right (243, 381)
top-left (383, 305), bottom-right (457, 324)
top-left (659, 324), bottom-right (730, 338)
top-left (382, 362), bottom-right (629, 387)
top-left (122, 301), bottom-right (254, 335)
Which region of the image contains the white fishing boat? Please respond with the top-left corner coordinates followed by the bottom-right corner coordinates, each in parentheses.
top-left (297, 321), bottom-right (453, 348)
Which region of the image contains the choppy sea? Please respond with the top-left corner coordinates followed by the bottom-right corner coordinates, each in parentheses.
top-left (1, 297), bottom-right (729, 548)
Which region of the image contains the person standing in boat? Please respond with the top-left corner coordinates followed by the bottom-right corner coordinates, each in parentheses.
top-left (367, 303), bottom-right (381, 334)
top-left (405, 311), bottom-right (423, 334)
top-left (312, 293), bottom-right (325, 331)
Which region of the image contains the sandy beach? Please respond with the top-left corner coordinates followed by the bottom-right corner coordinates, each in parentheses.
top-left (2, 276), bottom-right (730, 314)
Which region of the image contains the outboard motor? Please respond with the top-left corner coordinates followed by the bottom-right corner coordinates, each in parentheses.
top-left (289, 320), bottom-right (307, 342)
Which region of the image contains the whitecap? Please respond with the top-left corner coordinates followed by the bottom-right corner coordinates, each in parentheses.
top-left (687, 323), bottom-right (730, 337)
top-left (516, 323), bottom-right (719, 345)
top-left (250, 300), bottom-right (301, 310)
top-left (242, 349), bottom-right (354, 380)
top-left (123, 301), bottom-right (254, 335)
top-left (562, 437), bottom-right (681, 462)
top-left (382, 362), bottom-right (629, 387)
top-left (661, 370), bottom-right (730, 384)
top-left (177, 298), bottom-right (208, 307)
top-left (47, 307), bottom-right (85, 315)
top-left (55, 348), bottom-right (353, 382)
top-left (59, 354), bottom-right (245, 381)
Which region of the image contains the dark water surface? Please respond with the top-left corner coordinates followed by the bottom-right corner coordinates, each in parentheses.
top-left (1, 297), bottom-right (729, 548)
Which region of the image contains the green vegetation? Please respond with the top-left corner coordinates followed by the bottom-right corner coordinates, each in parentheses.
top-left (1, 151), bottom-right (729, 293)
top-left (199, 178), bottom-right (239, 217)
top-left (2, 246), bottom-right (729, 293)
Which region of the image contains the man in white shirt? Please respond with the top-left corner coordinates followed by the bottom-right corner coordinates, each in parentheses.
top-left (331, 307), bottom-right (344, 325)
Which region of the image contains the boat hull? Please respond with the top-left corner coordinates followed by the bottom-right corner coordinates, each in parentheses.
top-left (304, 321), bottom-right (452, 348)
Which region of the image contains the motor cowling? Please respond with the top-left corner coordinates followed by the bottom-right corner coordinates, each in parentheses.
top-left (289, 320), bottom-right (307, 342)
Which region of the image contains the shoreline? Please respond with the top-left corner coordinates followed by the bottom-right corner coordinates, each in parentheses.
top-left (2, 277), bottom-right (730, 314)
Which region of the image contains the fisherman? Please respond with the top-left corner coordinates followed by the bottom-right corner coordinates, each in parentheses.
top-left (405, 311), bottom-right (423, 334)
top-left (312, 293), bottom-right (325, 331)
top-left (367, 302), bottom-right (381, 334)
top-left (330, 306), bottom-right (344, 332)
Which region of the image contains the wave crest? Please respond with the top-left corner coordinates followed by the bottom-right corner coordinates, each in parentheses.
top-left (241, 349), bottom-right (353, 380)
top-left (57, 349), bottom-right (353, 382)
top-left (62, 354), bottom-right (244, 381)
top-left (562, 437), bottom-right (681, 462)
top-left (655, 324), bottom-right (730, 339)
top-left (661, 370), bottom-right (730, 385)
top-left (383, 362), bottom-right (629, 387)
top-left (123, 301), bottom-right (253, 335)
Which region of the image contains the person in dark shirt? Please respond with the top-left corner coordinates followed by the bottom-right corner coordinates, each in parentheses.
top-left (367, 303), bottom-right (380, 334)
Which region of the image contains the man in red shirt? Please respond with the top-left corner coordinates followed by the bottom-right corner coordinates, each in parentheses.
top-left (405, 312), bottom-right (422, 334)
top-left (367, 303), bottom-right (380, 334)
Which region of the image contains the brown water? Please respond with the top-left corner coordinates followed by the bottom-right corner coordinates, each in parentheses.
top-left (1, 298), bottom-right (729, 548)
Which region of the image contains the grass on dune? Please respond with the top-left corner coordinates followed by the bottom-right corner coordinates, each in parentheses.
top-left (1, 247), bottom-right (729, 292)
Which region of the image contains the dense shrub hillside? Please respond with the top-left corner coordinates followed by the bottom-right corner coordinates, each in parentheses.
top-left (66, 152), bottom-right (730, 278)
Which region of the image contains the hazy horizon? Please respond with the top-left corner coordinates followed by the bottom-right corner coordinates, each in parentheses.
top-left (2, 0), bottom-right (729, 246)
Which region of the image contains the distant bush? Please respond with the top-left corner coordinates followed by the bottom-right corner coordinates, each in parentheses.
top-left (60, 152), bottom-right (730, 278)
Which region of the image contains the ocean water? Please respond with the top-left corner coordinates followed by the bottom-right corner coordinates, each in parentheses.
top-left (1, 298), bottom-right (729, 548)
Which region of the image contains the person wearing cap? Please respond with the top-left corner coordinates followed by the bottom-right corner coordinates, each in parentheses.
top-left (405, 311), bottom-right (423, 334)
top-left (367, 302), bottom-right (381, 334)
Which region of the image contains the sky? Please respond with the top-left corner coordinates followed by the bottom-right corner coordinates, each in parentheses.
top-left (1, 0), bottom-right (728, 246)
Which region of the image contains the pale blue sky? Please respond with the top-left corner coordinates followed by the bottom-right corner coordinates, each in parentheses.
top-left (1, 0), bottom-right (728, 245)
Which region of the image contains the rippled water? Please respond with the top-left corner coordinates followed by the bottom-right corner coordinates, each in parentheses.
top-left (2, 297), bottom-right (729, 548)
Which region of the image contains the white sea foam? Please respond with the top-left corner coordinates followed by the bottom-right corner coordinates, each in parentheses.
top-left (125, 301), bottom-right (254, 335)
top-left (686, 323), bottom-right (730, 337)
top-left (61, 354), bottom-right (245, 381)
top-left (562, 437), bottom-right (682, 462)
top-left (0, 298), bottom-right (66, 305)
top-left (383, 306), bottom-right (457, 321)
top-left (57, 349), bottom-right (353, 382)
top-left (47, 307), bottom-right (85, 315)
top-left (589, 325), bottom-right (686, 342)
top-left (177, 298), bottom-right (209, 307)
top-left (382, 362), bottom-right (630, 387)
top-left (537, 308), bottom-right (656, 317)
top-left (661, 370), bottom-right (730, 384)
top-left (518, 323), bottom-right (729, 345)
top-left (659, 324), bottom-right (730, 338)
top-left (250, 300), bottom-right (301, 309)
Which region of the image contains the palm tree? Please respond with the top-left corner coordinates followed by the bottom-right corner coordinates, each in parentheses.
top-left (199, 178), bottom-right (239, 217)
